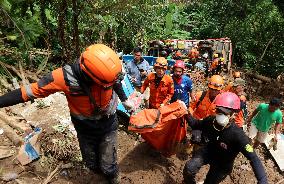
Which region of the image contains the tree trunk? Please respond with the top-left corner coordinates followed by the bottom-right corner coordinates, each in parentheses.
top-left (72, 0), bottom-right (80, 60)
top-left (57, 0), bottom-right (69, 63)
top-left (246, 72), bottom-right (272, 83)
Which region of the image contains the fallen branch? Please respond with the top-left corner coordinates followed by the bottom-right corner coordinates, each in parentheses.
top-left (18, 61), bottom-right (28, 86)
top-left (25, 70), bottom-right (39, 82)
top-left (255, 36), bottom-right (275, 71)
top-left (42, 163), bottom-right (62, 184)
top-left (0, 111), bottom-right (31, 133)
top-left (0, 61), bottom-right (23, 81)
top-left (0, 119), bottom-right (22, 146)
top-left (246, 72), bottom-right (272, 83)
top-left (0, 76), bottom-right (13, 91)
top-left (36, 39), bottom-right (51, 75)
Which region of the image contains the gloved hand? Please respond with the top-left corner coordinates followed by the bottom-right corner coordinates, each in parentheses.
top-left (191, 130), bottom-right (202, 144)
top-left (122, 99), bottom-right (135, 112)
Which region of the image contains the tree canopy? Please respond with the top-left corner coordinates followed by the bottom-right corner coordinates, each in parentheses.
top-left (0, 0), bottom-right (283, 77)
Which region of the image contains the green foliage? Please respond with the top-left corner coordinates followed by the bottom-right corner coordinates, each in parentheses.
top-left (0, 0), bottom-right (283, 78)
top-left (185, 0), bottom-right (284, 77)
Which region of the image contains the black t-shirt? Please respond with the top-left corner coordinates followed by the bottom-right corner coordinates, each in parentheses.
top-left (186, 115), bottom-right (268, 184)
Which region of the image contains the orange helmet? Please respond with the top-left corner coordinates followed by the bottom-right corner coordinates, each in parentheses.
top-left (80, 44), bottom-right (122, 88)
top-left (154, 57), bottom-right (168, 69)
top-left (175, 51), bottom-right (182, 57)
top-left (234, 71), bottom-right (241, 78)
top-left (208, 75), bottom-right (224, 90)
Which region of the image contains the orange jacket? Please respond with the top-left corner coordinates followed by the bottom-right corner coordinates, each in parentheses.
top-left (210, 58), bottom-right (219, 70)
top-left (189, 90), bottom-right (216, 120)
top-left (234, 95), bottom-right (247, 127)
top-left (223, 82), bottom-right (234, 92)
top-left (141, 73), bottom-right (174, 109)
top-left (21, 65), bottom-right (117, 121)
top-left (188, 48), bottom-right (199, 59)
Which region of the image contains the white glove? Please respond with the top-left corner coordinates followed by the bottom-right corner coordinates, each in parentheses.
top-left (122, 99), bottom-right (135, 112)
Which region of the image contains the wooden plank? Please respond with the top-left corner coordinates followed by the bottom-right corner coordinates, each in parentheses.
top-left (264, 134), bottom-right (284, 171)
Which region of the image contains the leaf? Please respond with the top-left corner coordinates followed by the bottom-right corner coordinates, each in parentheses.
top-left (0, 0), bottom-right (11, 11)
top-left (6, 35), bottom-right (17, 40)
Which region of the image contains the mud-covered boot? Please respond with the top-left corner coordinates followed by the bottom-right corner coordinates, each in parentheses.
top-left (108, 173), bottom-right (121, 184)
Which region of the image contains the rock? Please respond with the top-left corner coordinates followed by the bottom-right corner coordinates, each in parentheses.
top-left (2, 172), bottom-right (18, 181)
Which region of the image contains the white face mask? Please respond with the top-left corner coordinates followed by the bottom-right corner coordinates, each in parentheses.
top-left (215, 113), bottom-right (230, 127)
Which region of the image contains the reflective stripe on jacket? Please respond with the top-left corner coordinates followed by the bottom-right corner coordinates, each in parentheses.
top-left (21, 64), bottom-right (118, 121)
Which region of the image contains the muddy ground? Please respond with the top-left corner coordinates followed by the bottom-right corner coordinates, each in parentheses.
top-left (0, 72), bottom-right (284, 184)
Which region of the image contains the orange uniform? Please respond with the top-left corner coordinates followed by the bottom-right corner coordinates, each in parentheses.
top-left (21, 65), bottom-right (117, 121)
top-left (223, 82), bottom-right (234, 92)
top-left (188, 48), bottom-right (199, 59)
top-left (210, 58), bottom-right (219, 70)
top-left (141, 73), bottom-right (174, 109)
top-left (189, 91), bottom-right (216, 120)
top-left (234, 95), bottom-right (247, 127)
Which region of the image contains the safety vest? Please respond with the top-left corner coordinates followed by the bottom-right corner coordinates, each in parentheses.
top-left (21, 64), bottom-right (118, 121)
top-left (189, 90), bottom-right (216, 120)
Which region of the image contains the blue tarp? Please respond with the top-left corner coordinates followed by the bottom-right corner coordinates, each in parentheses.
top-left (118, 55), bottom-right (176, 116)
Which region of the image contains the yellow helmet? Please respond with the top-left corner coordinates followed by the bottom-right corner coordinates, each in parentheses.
top-left (213, 54), bottom-right (218, 58)
top-left (208, 75), bottom-right (224, 90)
top-left (220, 57), bottom-right (225, 62)
top-left (154, 57), bottom-right (168, 69)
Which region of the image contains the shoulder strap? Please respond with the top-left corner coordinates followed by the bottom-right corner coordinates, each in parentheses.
top-left (70, 62), bottom-right (103, 113)
top-left (195, 90), bottom-right (207, 110)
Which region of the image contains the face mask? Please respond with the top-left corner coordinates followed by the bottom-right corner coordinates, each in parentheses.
top-left (215, 113), bottom-right (230, 127)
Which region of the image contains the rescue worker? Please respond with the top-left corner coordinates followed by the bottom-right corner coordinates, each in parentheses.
top-left (141, 57), bottom-right (174, 109)
top-left (160, 50), bottom-right (168, 58)
top-left (210, 54), bottom-right (219, 75)
top-left (224, 78), bottom-right (248, 128)
top-left (247, 98), bottom-right (282, 149)
top-left (170, 60), bottom-right (194, 107)
top-left (125, 47), bottom-right (150, 91)
top-left (224, 71), bottom-right (244, 93)
top-left (183, 92), bottom-right (268, 184)
top-left (0, 44), bottom-right (135, 184)
top-left (188, 45), bottom-right (199, 71)
top-left (173, 50), bottom-right (182, 60)
top-left (189, 75), bottom-right (224, 120)
top-left (216, 57), bottom-right (224, 74)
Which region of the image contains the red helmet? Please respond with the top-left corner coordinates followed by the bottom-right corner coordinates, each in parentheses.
top-left (173, 60), bottom-right (185, 70)
top-left (215, 92), bottom-right (240, 110)
top-left (80, 44), bottom-right (122, 88)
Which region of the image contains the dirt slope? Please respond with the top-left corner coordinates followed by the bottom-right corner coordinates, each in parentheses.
top-left (0, 73), bottom-right (284, 184)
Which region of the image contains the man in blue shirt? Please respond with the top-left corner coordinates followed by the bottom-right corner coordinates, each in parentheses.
top-left (125, 47), bottom-right (150, 91)
top-left (171, 60), bottom-right (194, 107)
